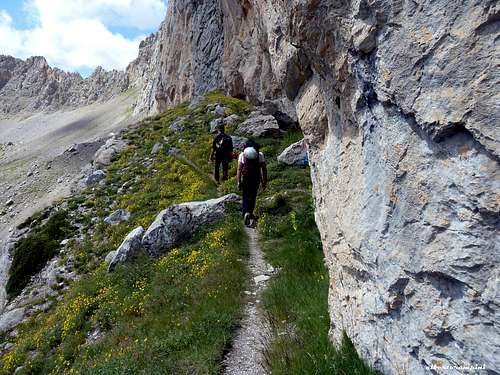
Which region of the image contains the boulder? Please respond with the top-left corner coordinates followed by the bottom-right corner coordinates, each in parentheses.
top-left (235, 114), bottom-right (281, 137)
top-left (104, 251), bottom-right (117, 264)
top-left (142, 194), bottom-right (241, 257)
top-left (224, 114), bottom-right (240, 124)
top-left (93, 137), bottom-right (127, 167)
top-left (107, 227), bottom-right (145, 272)
top-left (277, 139), bottom-right (307, 166)
top-left (169, 117), bottom-right (185, 132)
top-left (85, 170), bottom-right (106, 186)
top-left (209, 118), bottom-right (224, 133)
top-left (0, 308), bottom-right (25, 333)
top-left (104, 209), bottom-right (131, 225)
top-left (231, 136), bottom-right (248, 151)
top-left (213, 104), bottom-right (227, 116)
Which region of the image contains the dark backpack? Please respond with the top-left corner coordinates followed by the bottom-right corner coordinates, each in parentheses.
top-left (241, 155), bottom-right (260, 180)
top-left (215, 134), bottom-right (233, 155)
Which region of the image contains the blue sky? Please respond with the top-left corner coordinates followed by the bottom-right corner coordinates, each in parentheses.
top-left (0, 0), bottom-right (167, 76)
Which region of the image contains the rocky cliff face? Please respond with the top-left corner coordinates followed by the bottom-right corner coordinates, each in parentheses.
top-left (131, 0), bottom-right (224, 116)
top-left (136, 1), bottom-right (499, 373)
top-left (0, 55), bottom-right (129, 116)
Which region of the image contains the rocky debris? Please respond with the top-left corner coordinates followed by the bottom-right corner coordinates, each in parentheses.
top-left (224, 114), bottom-right (240, 124)
top-left (235, 114), bottom-right (281, 138)
top-left (209, 118), bottom-right (224, 133)
top-left (85, 170), bottom-right (106, 186)
top-left (104, 209), bottom-right (131, 225)
top-left (0, 308), bottom-right (25, 333)
top-left (142, 194), bottom-right (240, 257)
top-left (0, 251), bottom-right (77, 334)
top-left (0, 56), bottom-right (129, 115)
top-left (253, 275), bottom-right (270, 284)
top-left (231, 136), bottom-right (248, 151)
top-left (107, 227), bottom-right (145, 272)
top-left (85, 327), bottom-right (103, 345)
top-left (151, 143), bottom-right (163, 155)
top-left (5, 199), bottom-right (14, 207)
top-left (93, 137), bottom-right (127, 167)
top-left (213, 104), bottom-right (227, 116)
top-left (169, 118), bottom-right (185, 132)
top-left (277, 139), bottom-right (307, 166)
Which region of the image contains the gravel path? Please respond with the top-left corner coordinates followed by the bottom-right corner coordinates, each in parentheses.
top-left (223, 226), bottom-right (273, 375)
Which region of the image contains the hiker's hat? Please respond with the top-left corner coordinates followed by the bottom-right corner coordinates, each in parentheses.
top-left (243, 147), bottom-right (258, 160)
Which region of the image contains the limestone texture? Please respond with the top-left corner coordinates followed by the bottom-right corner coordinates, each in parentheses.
top-left (135, 1), bottom-right (499, 374)
top-left (277, 139), bottom-right (307, 166)
top-left (235, 114), bottom-right (281, 138)
top-left (142, 194), bottom-right (240, 257)
top-left (108, 227), bottom-right (145, 272)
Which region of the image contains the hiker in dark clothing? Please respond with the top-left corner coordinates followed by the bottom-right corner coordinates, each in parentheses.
top-left (236, 141), bottom-right (267, 226)
top-left (210, 124), bottom-right (233, 183)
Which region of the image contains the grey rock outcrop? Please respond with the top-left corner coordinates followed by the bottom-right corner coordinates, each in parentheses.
top-left (210, 118), bottom-right (224, 134)
top-left (104, 209), bottom-right (131, 225)
top-left (93, 138), bottom-right (127, 167)
top-left (142, 194), bottom-right (240, 257)
top-left (85, 170), bottom-right (106, 186)
top-left (0, 307), bottom-right (25, 333)
top-left (231, 136), bottom-right (248, 151)
top-left (107, 226), bottom-right (145, 272)
top-left (277, 140), bottom-right (307, 166)
top-left (131, 0), bottom-right (224, 116)
top-left (235, 114), bottom-right (281, 138)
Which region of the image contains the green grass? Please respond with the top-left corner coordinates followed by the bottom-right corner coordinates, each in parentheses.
top-left (6, 210), bottom-right (74, 298)
top-left (1, 94), bottom-right (252, 375)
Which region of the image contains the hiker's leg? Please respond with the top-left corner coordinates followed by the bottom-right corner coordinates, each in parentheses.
top-left (248, 183), bottom-right (259, 215)
top-left (222, 159), bottom-right (229, 181)
top-left (242, 187), bottom-right (250, 215)
top-left (214, 158), bottom-right (221, 182)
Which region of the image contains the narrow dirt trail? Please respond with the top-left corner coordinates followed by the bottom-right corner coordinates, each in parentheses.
top-left (223, 226), bottom-right (273, 375)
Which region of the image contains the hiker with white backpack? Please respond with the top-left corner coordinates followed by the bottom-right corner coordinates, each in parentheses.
top-left (236, 140), bottom-right (267, 227)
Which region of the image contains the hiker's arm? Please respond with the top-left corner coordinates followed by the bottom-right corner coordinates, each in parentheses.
top-left (236, 163), bottom-right (242, 190)
top-left (210, 139), bottom-right (216, 161)
top-left (261, 163), bottom-right (268, 189)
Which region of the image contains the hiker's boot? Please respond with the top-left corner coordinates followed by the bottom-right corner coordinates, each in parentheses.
top-left (244, 212), bottom-right (251, 227)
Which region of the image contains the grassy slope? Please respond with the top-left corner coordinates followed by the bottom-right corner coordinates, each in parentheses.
top-left (1, 92), bottom-right (374, 375)
top-left (1, 93), bottom-right (249, 375)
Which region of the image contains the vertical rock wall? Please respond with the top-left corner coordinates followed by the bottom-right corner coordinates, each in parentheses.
top-left (131, 0), bottom-right (225, 116)
top-left (132, 1), bottom-right (500, 373)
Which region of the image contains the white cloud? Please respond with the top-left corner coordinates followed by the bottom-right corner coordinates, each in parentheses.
top-left (0, 0), bottom-right (167, 74)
